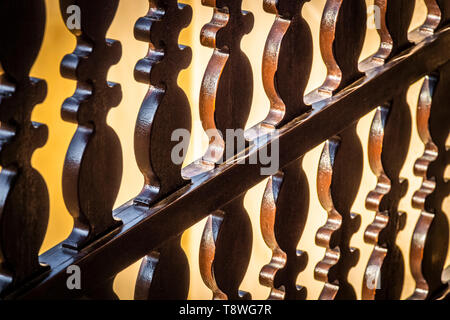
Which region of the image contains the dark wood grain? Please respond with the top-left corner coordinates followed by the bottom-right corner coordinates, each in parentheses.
top-left (59, 0), bottom-right (123, 250)
top-left (8, 25), bottom-right (450, 300)
top-left (362, 96), bottom-right (410, 300)
top-left (0, 0), bottom-right (49, 297)
top-left (372, 0), bottom-right (415, 63)
top-left (315, 131), bottom-right (362, 300)
top-left (261, 0), bottom-right (312, 128)
top-left (135, 237), bottom-right (189, 300)
top-left (318, 0), bottom-right (366, 95)
top-left (436, 0), bottom-right (450, 30)
top-left (313, 0), bottom-right (365, 300)
top-left (408, 62), bottom-right (450, 300)
top-left (199, 199), bottom-right (252, 300)
top-left (260, 161), bottom-right (309, 300)
top-left (362, 2), bottom-right (415, 300)
top-left (0, 0), bottom-right (449, 300)
top-left (198, 0), bottom-right (254, 164)
top-left (132, 0), bottom-right (192, 300)
top-left (420, 0), bottom-right (444, 33)
top-left (198, 0), bottom-right (254, 300)
top-left (258, 0), bottom-right (311, 300)
top-left (410, 0), bottom-right (447, 43)
top-left (133, 0), bottom-right (192, 205)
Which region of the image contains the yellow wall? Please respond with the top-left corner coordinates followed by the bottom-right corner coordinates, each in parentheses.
top-left (30, 0), bottom-right (449, 300)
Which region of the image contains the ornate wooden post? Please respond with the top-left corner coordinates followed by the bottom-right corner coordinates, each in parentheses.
top-left (258, 0), bottom-right (312, 300)
top-left (198, 0), bottom-right (254, 300)
top-left (132, 0), bottom-right (192, 300)
top-left (59, 0), bottom-right (124, 250)
top-left (406, 0), bottom-right (450, 301)
top-left (314, 0), bottom-right (366, 300)
top-left (408, 62), bottom-right (450, 300)
top-left (362, 0), bottom-right (415, 300)
top-left (0, 0), bottom-right (49, 296)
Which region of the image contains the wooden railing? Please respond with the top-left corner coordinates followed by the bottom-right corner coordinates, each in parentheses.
top-left (0, 0), bottom-right (449, 300)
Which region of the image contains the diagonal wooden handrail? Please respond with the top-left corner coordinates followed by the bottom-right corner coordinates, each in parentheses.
top-left (7, 26), bottom-right (450, 300)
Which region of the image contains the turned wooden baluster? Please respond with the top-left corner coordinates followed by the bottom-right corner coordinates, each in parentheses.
top-left (424, 0), bottom-right (450, 31)
top-left (258, 0), bottom-right (312, 300)
top-left (318, 0), bottom-right (366, 95)
top-left (407, 6), bottom-right (450, 299)
top-left (198, 0), bottom-right (254, 300)
top-left (314, 0), bottom-right (366, 300)
top-left (362, 1), bottom-right (415, 300)
top-left (409, 0), bottom-right (450, 42)
top-left (408, 62), bottom-right (450, 300)
top-left (0, 0), bottom-right (49, 296)
top-left (59, 0), bottom-right (123, 251)
top-left (436, 0), bottom-right (450, 28)
top-left (133, 0), bottom-right (192, 300)
top-left (372, 0), bottom-right (415, 63)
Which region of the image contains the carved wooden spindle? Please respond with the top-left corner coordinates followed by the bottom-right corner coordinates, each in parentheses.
top-left (199, 0), bottom-right (254, 164)
top-left (198, 0), bottom-right (254, 300)
top-left (59, 0), bottom-right (123, 250)
top-left (408, 62), bottom-right (450, 300)
top-left (314, 0), bottom-right (366, 300)
top-left (260, 162), bottom-right (309, 300)
top-left (315, 134), bottom-right (363, 300)
top-left (419, 0), bottom-right (444, 34)
top-left (372, 0), bottom-right (415, 63)
top-left (433, 0), bottom-right (450, 31)
top-left (362, 2), bottom-right (415, 300)
top-left (0, 0), bottom-right (49, 296)
top-left (133, 0), bottom-right (192, 300)
top-left (258, 0), bottom-right (312, 300)
top-left (319, 0), bottom-right (366, 95)
top-left (410, 0), bottom-right (449, 42)
top-left (261, 0), bottom-right (312, 128)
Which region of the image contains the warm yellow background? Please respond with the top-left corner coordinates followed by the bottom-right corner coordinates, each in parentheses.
top-left (30, 0), bottom-right (449, 300)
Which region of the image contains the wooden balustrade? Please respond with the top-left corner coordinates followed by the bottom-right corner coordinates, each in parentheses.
top-left (259, 0), bottom-right (311, 300)
top-left (59, 0), bottom-right (124, 251)
top-left (0, 0), bottom-right (448, 300)
top-left (0, 0), bottom-right (49, 295)
top-left (133, 0), bottom-right (192, 300)
top-left (313, 0), bottom-right (366, 300)
top-left (362, 0), bottom-right (415, 300)
top-left (197, 0), bottom-right (254, 300)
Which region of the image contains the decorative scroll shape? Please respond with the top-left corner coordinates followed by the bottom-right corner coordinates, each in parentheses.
top-left (0, 0), bottom-right (49, 295)
top-left (362, 96), bottom-right (410, 300)
top-left (434, 0), bottom-right (450, 30)
top-left (199, 0), bottom-right (254, 164)
top-left (261, 0), bottom-right (312, 128)
top-left (258, 0), bottom-right (311, 300)
top-left (132, 0), bottom-right (192, 300)
top-left (59, 0), bottom-right (123, 250)
top-left (318, 0), bottom-right (366, 95)
top-left (420, 0), bottom-right (445, 34)
top-left (135, 238), bottom-right (189, 300)
top-left (362, 4), bottom-right (415, 300)
top-left (372, 0), bottom-right (415, 63)
top-left (315, 134), bottom-right (362, 300)
top-left (198, 1), bottom-right (254, 300)
top-left (199, 198), bottom-right (252, 300)
top-left (313, 0), bottom-right (365, 300)
top-left (260, 161), bottom-right (309, 300)
top-left (410, 0), bottom-right (448, 42)
top-left (408, 63), bottom-right (450, 300)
